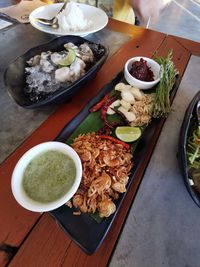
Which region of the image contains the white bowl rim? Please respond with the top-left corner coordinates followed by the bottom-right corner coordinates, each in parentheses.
top-left (11, 141), bottom-right (82, 212)
top-left (124, 56), bottom-right (161, 85)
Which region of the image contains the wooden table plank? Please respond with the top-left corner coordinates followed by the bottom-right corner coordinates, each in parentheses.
top-left (170, 35), bottom-right (200, 57)
top-left (108, 19), bottom-right (148, 38)
top-left (6, 35), bottom-right (191, 267)
top-left (8, 215), bottom-right (72, 267)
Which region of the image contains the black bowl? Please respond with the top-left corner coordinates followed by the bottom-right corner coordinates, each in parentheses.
top-left (4, 35), bottom-right (108, 109)
top-left (178, 90), bottom-right (200, 207)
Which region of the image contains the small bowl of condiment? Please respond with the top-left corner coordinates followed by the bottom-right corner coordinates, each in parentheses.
top-left (124, 56), bottom-right (161, 90)
top-left (11, 142), bottom-right (82, 212)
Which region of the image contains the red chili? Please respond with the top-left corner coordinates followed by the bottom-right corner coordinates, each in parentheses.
top-left (89, 94), bottom-right (110, 112)
top-left (100, 96), bottom-right (116, 129)
top-left (98, 135), bottom-right (130, 149)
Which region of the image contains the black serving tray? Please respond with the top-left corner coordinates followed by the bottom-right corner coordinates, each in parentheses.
top-left (178, 90), bottom-right (200, 207)
top-left (49, 71), bottom-right (166, 254)
top-left (4, 35), bottom-right (108, 109)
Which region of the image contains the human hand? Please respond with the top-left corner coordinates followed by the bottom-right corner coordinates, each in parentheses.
top-left (130, 0), bottom-right (170, 25)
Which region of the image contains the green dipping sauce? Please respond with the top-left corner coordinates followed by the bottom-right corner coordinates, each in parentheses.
top-left (22, 150), bottom-right (76, 203)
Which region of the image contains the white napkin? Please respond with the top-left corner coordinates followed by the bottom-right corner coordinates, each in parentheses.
top-left (0, 0), bottom-right (48, 23)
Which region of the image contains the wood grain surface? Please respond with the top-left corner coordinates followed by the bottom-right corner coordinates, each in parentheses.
top-left (171, 35), bottom-right (200, 57)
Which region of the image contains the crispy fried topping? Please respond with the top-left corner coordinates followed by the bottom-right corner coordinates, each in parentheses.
top-left (70, 132), bottom-right (133, 218)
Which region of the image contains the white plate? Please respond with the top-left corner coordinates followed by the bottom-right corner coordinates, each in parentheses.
top-left (29, 3), bottom-right (108, 36)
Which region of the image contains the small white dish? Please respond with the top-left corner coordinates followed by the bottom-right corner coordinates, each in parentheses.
top-left (124, 56), bottom-right (161, 90)
top-left (29, 3), bottom-right (108, 36)
top-left (11, 141), bottom-right (82, 212)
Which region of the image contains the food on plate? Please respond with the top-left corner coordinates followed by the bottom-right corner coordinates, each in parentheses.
top-left (22, 150), bottom-right (76, 203)
top-left (24, 42), bottom-right (99, 102)
top-left (89, 93), bottom-right (110, 112)
top-left (98, 135), bottom-right (130, 149)
top-left (90, 93), bottom-right (121, 130)
top-left (69, 132), bottom-right (133, 218)
top-left (63, 52), bottom-right (178, 220)
top-left (115, 126), bottom-right (142, 142)
top-left (187, 126), bottom-right (200, 190)
top-left (57, 48), bottom-right (76, 66)
top-left (100, 95), bottom-right (119, 128)
top-left (129, 58), bottom-right (155, 82)
top-left (56, 2), bottom-right (92, 32)
top-left (89, 83), bottom-right (155, 131)
top-left (111, 82), bottom-right (155, 126)
top-left (89, 82), bottom-right (155, 130)
top-left (152, 51), bottom-right (179, 118)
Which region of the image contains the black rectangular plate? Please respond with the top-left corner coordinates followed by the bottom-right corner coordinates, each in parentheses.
top-left (49, 71), bottom-right (163, 254)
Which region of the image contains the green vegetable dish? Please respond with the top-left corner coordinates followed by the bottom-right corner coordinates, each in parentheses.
top-left (187, 126), bottom-right (200, 191)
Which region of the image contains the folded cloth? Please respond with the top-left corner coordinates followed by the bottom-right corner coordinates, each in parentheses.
top-left (0, 0), bottom-right (48, 23)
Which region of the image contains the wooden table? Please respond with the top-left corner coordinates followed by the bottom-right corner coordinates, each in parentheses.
top-left (0, 3), bottom-right (200, 266)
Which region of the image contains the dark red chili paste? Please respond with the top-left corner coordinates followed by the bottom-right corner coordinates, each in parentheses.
top-left (129, 58), bottom-right (154, 82)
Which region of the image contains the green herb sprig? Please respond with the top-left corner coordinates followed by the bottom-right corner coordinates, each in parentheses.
top-left (152, 51), bottom-right (179, 118)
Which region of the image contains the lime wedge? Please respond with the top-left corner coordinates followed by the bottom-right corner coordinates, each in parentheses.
top-left (58, 48), bottom-right (76, 66)
top-left (115, 126), bottom-right (141, 142)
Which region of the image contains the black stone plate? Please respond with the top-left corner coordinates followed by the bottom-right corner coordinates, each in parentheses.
top-left (178, 90), bottom-right (200, 207)
top-left (49, 71), bottom-right (166, 254)
top-left (4, 35), bottom-right (108, 109)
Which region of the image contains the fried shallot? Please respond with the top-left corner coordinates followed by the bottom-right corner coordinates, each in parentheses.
top-left (70, 132), bottom-right (133, 218)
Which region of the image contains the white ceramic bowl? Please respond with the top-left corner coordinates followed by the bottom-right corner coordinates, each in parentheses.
top-left (124, 56), bottom-right (161, 90)
top-left (11, 141), bottom-right (82, 212)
